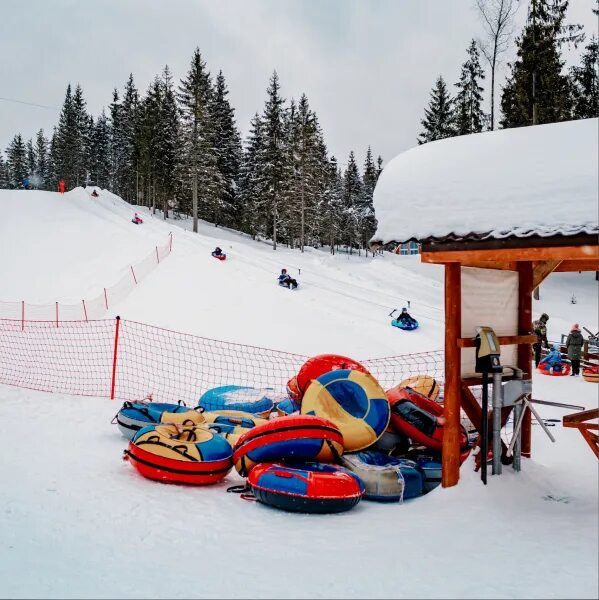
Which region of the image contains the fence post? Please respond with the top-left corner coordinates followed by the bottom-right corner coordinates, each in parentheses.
top-left (104, 288), bottom-right (108, 311)
top-left (110, 316), bottom-right (121, 400)
top-left (82, 299), bottom-right (88, 322)
top-left (21, 301), bottom-right (24, 331)
top-left (55, 302), bottom-right (59, 328)
top-left (169, 232), bottom-right (173, 252)
top-left (156, 246), bottom-right (160, 264)
top-left (130, 266), bottom-right (138, 284)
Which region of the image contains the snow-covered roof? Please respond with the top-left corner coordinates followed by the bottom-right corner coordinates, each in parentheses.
top-left (372, 118), bottom-right (599, 245)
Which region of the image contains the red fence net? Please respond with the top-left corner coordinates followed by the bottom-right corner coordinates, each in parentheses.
top-left (0, 318), bottom-right (445, 403)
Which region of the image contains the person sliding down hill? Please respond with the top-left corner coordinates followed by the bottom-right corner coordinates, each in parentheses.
top-left (278, 268), bottom-right (298, 290)
top-left (211, 247), bottom-right (224, 257)
top-left (91, 189), bottom-right (99, 198)
top-left (539, 343), bottom-right (564, 373)
top-left (131, 212), bottom-right (143, 224)
top-left (396, 307), bottom-right (416, 327)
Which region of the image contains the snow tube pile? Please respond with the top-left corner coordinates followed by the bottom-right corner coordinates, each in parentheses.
top-left (232, 415), bottom-right (344, 476)
top-left (396, 459), bottom-right (424, 499)
top-left (286, 376), bottom-right (302, 402)
top-left (275, 398), bottom-right (300, 416)
top-left (197, 385), bottom-right (275, 418)
top-left (394, 375), bottom-right (440, 401)
top-left (388, 387), bottom-right (470, 460)
top-left (340, 450), bottom-right (405, 502)
top-left (296, 354), bottom-right (371, 397)
top-left (412, 455), bottom-right (442, 493)
top-left (537, 362), bottom-right (571, 376)
top-left (247, 462), bottom-right (364, 513)
top-left (582, 365), bottom-right (599, 383)
top-left (115, 401), bottom-right (205, 440)
top-left (301, 369), bottom-right (390, 451)
top-left (372, 427), bottom-right (411, 455)
top-left (125, 424), bottom-right (233, 485)
top-left (391, 319), bottom-right (419, 331)
top-left (202, 410), bottom-right (268, 445)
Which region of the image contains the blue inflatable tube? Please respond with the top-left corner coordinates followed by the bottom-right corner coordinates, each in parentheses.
top-left (197, 385), bottom-right (275, 417)
top-left (391, 319), bottom-right (419, 331)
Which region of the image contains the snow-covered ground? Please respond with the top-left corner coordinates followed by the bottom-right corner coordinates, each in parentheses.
top-left (0, 188), bottom-right (597, 599)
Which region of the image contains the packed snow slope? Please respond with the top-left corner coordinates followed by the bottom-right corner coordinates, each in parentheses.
top-left (0, 187), bottom-right (597, 599)
top-left (1, 186), bottom-right (595, 358)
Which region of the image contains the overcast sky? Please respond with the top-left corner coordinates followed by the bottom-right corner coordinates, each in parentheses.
top-left (0, 0), bottom-right (596, 169)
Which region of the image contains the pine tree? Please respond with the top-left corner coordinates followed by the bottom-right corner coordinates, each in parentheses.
top-left (178, 49), bottom-right (221, 228)
top-left (34, 129), bottom-right (48, 189)
top-left (355, 147), bottom-right (378, 251)
top-left (46, 128), bottom-right (59, 191)
top-left (376, 155), bottom-right (384, 181)
top-left (6, 134), bottom-right (27, 189)
top-left (319, 156), bottom-right (343, 253)
top-left (500, 0), bottom-right (579, 128)
top-left (211, 70), bottom-right (242, 227)
top-left (72, 84), bottom-right (91, 186)
top-left (0, 153), bottom-right (9, 189)
top-left (26, 139), bottom-right (35, 184)
top-left (89, 110), bottom-right (112, 188)
top-left (341, 151), bottom-right (363, 252)
top-left (259, 71), bottom-right (289, 250)
top-left (455, 40), bottom-right (487, 134)
top-left (418, 76), bottom-right (456, 144)
top-left (570, 35), bottom-right (598, 119)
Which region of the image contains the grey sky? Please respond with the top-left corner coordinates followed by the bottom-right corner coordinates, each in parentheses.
top-left (0, 0), bottom-right (596, 169)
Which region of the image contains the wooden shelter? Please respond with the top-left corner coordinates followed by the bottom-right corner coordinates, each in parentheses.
top-left (371, 118), bottom-right (599, 487)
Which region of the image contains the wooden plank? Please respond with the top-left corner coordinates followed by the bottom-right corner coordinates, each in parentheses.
top-left (532, 260), bottom-right (562, 289)
top-left (457, 334), bottom-right (537, 348)
top-left (518, 262), bottom-right (533, 457)
top-left (459, 261), bottom-right (518, 271)
top-left (422, 245), bottom-right (599, 265)
top-left (580, 430), bottom-right (599, 459)
top-left (555, 259), bottom-right (599, 272)
top-left (442, 263), bottom-right (461, 488)
top-left (563, 408), bottom-right (599, 424)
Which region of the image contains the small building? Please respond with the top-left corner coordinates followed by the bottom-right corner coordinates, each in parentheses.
top-left (371, 118), bottom-right (599, 487)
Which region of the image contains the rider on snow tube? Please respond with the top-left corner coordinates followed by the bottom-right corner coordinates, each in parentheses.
top-left (278, 268), bottom-right (298, 289)
top-left (132, 212), bottom-right (143, 224)
top-left (539, 344), bottom-right (564, 373)
top-left (211, 246), bottom-right (226, 259)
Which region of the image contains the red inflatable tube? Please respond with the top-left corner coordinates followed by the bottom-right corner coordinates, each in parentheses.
top-left (387, 387), bottom-right (470, 461)
top-left (124, 442), bottom-right (232, 485)
top-left (296, 354), bottom-right (371, 395)
top-left (537, 362), bottom-right (571, 376)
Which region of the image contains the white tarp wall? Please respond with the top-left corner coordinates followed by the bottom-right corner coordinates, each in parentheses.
top-left (460, 267), bottom-right (519, 377)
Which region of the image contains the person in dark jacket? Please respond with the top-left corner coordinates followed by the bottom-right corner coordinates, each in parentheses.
top-left (397, 307), bottom-right (416, 326)
top-left (278, 268), bottom-right (298, 289)
top-left (566, 323), bottom-right (584, 376)
top-left (532, 313), bottom-right (549, 367)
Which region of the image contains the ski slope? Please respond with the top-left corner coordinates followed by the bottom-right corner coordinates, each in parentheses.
top-left (0, 188), bottom-right (597, 599)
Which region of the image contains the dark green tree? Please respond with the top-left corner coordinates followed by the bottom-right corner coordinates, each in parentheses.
top-left (455, 40), bottom-right (487, 134)
top-left (418, 76), bottom-right (456, 144)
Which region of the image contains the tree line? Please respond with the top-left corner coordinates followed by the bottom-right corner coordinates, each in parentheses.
top-left (0, 49), bottom-right (380, 254)
top-left (418, 0), bottom-right (597, 144)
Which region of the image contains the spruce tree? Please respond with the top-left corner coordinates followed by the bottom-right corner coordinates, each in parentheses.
top-left (376, 155), bottom-right (384, 181)
top-left (341, 151), bottom-right (363, 252)
top-left (0, 153), bottom-right (9, 189)
top-left (34, 129), bottom-right (48, 189)
top-left (500, 0), bottom-right (578, 128)
top-left (418, 76), bottom-right (456, 144)
top-left (355, 147), bottom-right (377, 251)
top-left (72, 84), bottom-right (91, 186)
top-left (89, 110), bottom-right (112, 188)
top-left (570, 35), bottom-right (598, 119)
top-left (26, 139), bottom-right (35, 184)
top-left (455, 40), bottom-right (487, 134)
top-left (6, 134), bottom-right (27, 189)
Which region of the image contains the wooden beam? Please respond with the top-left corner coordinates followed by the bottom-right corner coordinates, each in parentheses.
top-left (442, 263), bottom-right (461, 488)
top-left (518, 262), bottom-right (533, 457)
top-left (457, 334), bottom-right (537, 348)
top-left (458, 261), bottom-right (518, 271)
top-left (555, 259), bottom-right (599, 272)
top-left (532, 260), bottom-right (562, 289)
top-left (421, 245), bottom-right (599, 265)
top-left (563, 408), bottom-right (599, 425)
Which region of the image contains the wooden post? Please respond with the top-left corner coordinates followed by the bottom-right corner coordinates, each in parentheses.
top-left (110, 316), bottom-right (121, 400)
top-left (518, 262), bottom-right (533, 457)
top-left (443, 263), bottom-right (461, 487)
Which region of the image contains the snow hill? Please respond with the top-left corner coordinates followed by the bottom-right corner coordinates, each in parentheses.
top-left (0, 188), bottom-right (597, 599)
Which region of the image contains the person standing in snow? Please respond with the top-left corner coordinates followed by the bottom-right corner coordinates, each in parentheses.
top-left (566, 324), bottom-right (584, 376)
top-left (58, 179), bottom-right (65, 194)
top-left (532, 312), bottom-right (549, 367)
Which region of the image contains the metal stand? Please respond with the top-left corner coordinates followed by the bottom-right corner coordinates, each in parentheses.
top-left (481, 372), bottom-right (489, 485)
top-left (492, 372), bottom-right (503, 475)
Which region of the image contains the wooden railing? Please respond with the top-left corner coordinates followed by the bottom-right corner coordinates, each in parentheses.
top-left (563, 408), bottom-right (599, 458)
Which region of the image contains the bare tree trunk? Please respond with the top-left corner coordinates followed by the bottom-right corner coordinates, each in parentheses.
top-left (192, 171), bottom-right (198, 233)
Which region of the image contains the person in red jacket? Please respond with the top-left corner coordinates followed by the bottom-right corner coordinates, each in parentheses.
top-left (58, 179), bottom-right (65, 194)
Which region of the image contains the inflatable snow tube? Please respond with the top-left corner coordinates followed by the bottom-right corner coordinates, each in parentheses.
top-left (391, 319), bottom-right (419, 331)
top-left (413, 455), bottom-right (442, 494)
top-left (537, 362), bottom-right (571, 376)
top-left (372, 427), bottom-right (411, 455)
top-left (232, 415), bottom-right (344, 477)
top-left (197, 385), bottom-right (275, 418)
top-left (296, 354), bottom-right (371, 395)
top-left (286, 376), bottom-right (302, 402)
top-left (301, 369), bottom-right (390, 452)
top-left (393, 375), bottom-right (440, 401)
top-left (211, 253), bottom-right (226, 261)
top-left (115, 401), bottom-right (205, 440)
top-left (276, 398), bottom-right (300, 417)
top-left (340, 450), bottom-right (405, 502)
top-left (396, 458), bottom-right (425, 499)
top-left (125, 424), bottom-right (233, 485)
top-left (582, 365), bottom-right (599, 383)
top-left (247, 462), bottom-right (364, 513)
top-left (202, 410), bottom-right (269, 445)
top-left (388, 387), bottom-right (470, 458)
